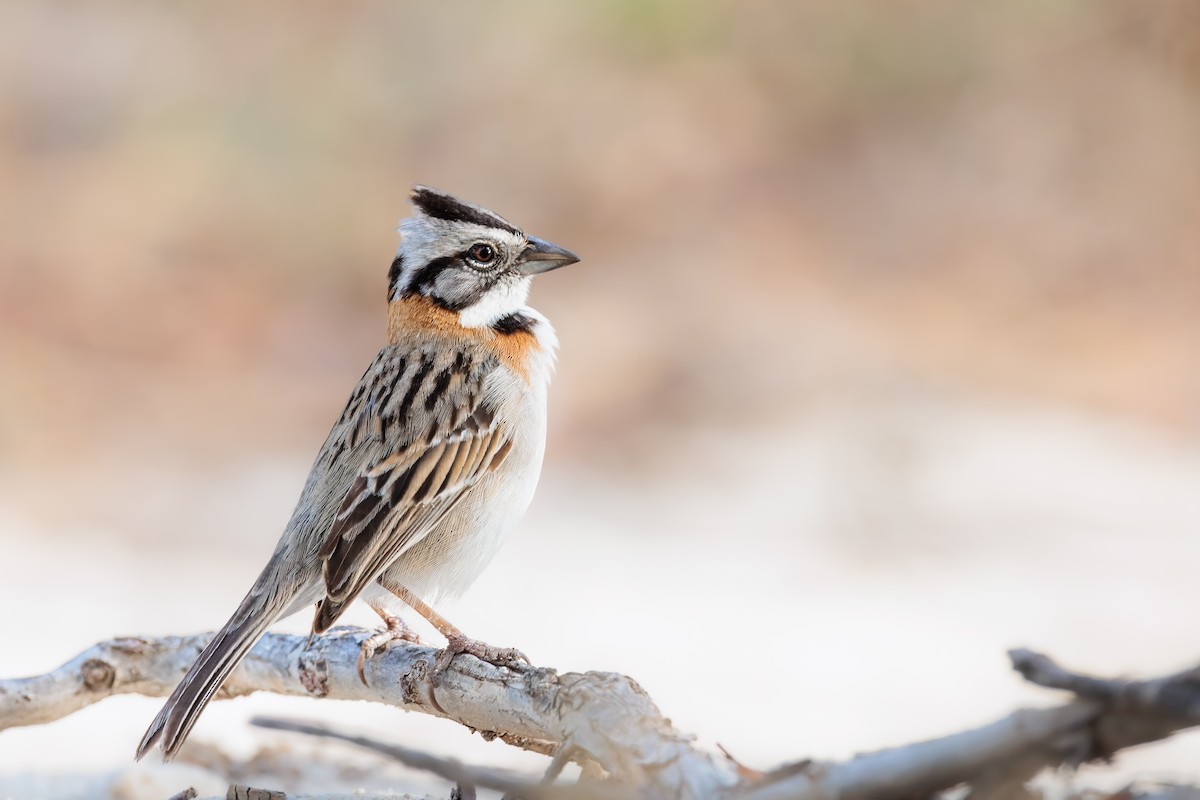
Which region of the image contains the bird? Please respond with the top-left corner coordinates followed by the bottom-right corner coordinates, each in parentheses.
top-left (136, 185), bottom-right (579, 761)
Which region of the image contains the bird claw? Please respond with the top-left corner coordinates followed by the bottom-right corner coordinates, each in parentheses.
top-left (430, 635), bottom-right (529, 685)
top-left (357, 616), bottom-right (421, 684)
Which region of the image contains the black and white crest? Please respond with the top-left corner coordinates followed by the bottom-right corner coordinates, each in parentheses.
top-left (410, 186), bottom-right (521, 236)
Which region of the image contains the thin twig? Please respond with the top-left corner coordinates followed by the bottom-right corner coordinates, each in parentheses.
top-left (251, 717), bottom-right (628, 800)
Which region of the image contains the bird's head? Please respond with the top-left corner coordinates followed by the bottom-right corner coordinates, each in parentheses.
top-left (389, 186), bottom-right (579, 329)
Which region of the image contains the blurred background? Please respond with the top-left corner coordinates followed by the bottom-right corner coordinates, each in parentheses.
top-left (2, 1), bottom-right (1200, 797)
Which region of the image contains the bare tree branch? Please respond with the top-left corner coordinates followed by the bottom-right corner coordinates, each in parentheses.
top-left (738, 702), bottom-right (1099, 800)
top-left (740, 650), bottom-right (1200, 800)
top-left (4, 632), bottom-right (1200, 800)
top-left (1010, 648), bottom-right (1200, 719)
top-left (0, 628), bottom-right (737, 799)
top-left (1007, 648), bottom-right (1200, 763)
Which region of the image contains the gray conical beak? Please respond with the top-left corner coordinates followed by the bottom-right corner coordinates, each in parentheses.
top-left (518, 236), bottom-right (580, 275)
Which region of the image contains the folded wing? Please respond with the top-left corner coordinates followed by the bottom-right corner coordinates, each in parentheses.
top-left (313, 403), bottom-right (512, 632)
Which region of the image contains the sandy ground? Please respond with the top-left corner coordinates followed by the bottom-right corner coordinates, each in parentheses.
top-left (2, 394), bottom-right (1200, 798)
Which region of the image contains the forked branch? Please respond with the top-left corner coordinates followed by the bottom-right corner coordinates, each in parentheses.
top-left (2, 633), bottom-right (1199, 799)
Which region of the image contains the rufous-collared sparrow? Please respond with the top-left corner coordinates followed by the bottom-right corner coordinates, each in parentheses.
top-left (137, 186), bottom-right (578, 761)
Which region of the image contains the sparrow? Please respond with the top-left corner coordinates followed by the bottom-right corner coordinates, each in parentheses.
top-left (137, 186), bottom-right (579, 761)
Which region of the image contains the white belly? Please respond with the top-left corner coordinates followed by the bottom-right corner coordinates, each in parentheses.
top-left (373, 376), bottom-right (548, 605)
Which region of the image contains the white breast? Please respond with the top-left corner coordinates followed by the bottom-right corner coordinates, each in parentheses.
top-left (374, 312), bottom-right (555, 604)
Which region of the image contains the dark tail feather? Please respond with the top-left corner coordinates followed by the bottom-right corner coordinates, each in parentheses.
top-left (136, 592), bottom-right (284, 761)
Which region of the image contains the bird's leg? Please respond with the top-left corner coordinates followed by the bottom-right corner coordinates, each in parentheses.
top-left (357, 598), bottom-right (422, 684)
top-left (376, 576), bottom-right (528, 684)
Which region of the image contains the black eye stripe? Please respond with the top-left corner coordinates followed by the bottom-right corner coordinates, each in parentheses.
top-left (399, 252), bottom-right (499, 312)
top-left (405, 255), bottom-right (458, 295)
top-left (405, 250), bottom-right (494, 293)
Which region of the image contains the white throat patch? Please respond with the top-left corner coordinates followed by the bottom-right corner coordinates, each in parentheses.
top-left (457, 277), bottom-right (533, 328)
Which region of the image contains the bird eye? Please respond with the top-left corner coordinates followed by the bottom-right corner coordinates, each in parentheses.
top-left (467, 243), bottom-right (496, 265)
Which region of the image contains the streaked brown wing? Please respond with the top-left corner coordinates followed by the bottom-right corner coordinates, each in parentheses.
top-left (313, 403), bottom-right (513, 632)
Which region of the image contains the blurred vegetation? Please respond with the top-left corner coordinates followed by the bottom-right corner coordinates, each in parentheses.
top-left (1, 0), bottom-right (1198, 489)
